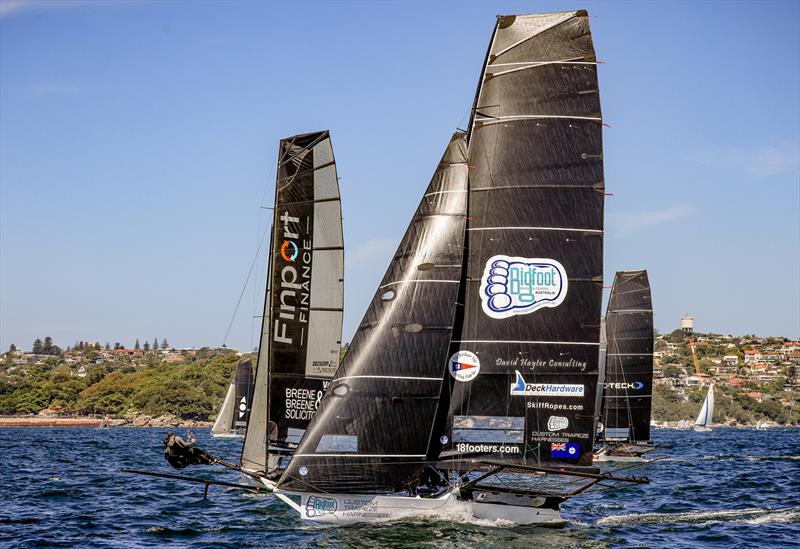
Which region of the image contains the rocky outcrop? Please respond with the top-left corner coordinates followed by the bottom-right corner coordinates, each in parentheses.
top-left (110, 411), bottom-right (212, 428)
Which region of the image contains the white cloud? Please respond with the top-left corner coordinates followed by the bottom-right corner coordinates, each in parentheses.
top-left (690, 142), bottom-right (800, 179)
top-left (609, 205), bottom-right (694, 238)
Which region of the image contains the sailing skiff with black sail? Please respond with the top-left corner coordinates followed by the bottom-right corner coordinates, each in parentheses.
top-left (260, 11), bottom-right (647, 524)
top-left (594, 270), bottom-right (656, 463)
top-left (240, 130), bottom-right (345, 479)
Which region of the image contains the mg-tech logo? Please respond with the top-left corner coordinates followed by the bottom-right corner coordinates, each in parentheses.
top-left (480, 256), bottom-right (567, 319)
top-left (604, 381), bottom-right (644, 390)
top-left (510, 371), bottom-right (584, 397)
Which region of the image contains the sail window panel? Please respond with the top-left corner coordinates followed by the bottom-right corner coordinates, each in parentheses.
top-left (309, 249), bottom-right (344, 309)
top-left (468, 187), bottom-right (602, 230)
top-left (286, 428), bottom-right (305, 445)
top-left (469, 121), bottom-right (602, 187)
top-left (480, 65), bottom-right (600, 119)
top-left (312, 165), bottom-right (340, 201)
top-left (453, 415), bottom-right (525, 429)
top-left (452, 428), bottom-right (525, 444)
top-left (277, 169), bottom-right (315, 204)
top-left (492, 14), bottom-right (593, 64)
top-left (315, 435), bottom-right (358, 453)
top-left (604, 427), bottom-right (630, 441)
top-left (312, 201), bottom-right (343, 248)
top-left (312, 138), bottom-right (334, 169)
top-left (304, 309), bottom-right (343, 379)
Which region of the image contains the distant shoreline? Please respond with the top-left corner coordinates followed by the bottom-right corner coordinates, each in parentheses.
top-left (0, 415), bottom-right (212, 428)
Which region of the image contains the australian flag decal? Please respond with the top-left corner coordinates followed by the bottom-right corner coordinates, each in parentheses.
top-left (550, 442), bottom-right (580, 459)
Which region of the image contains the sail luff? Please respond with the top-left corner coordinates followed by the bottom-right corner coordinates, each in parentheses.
top-left (240, 162), bottom-right (279, 473)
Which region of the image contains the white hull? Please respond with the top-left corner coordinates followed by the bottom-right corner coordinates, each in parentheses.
top-left (210, 432), bottom-right (244, 439)
top-left (593, 453), bottom-right (646, 463)
top-left (270, 487), bottom-right (563, 525)
top-left (693, 425), bottom-right (712, 432)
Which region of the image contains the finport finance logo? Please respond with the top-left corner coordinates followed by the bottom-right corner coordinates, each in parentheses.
top-left (449, 350), bottom-right (480, 382)
top-left (480, 255), bottom-right (568, 319)
top-left (280, 240), bottom-right (299, 261)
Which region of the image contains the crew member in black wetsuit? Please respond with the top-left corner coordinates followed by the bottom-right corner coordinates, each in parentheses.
top-left (163, 432), bottom-right (217, 469)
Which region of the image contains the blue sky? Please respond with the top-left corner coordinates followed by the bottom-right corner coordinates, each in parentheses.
top-left (1, 0), bottom-right (798, 352)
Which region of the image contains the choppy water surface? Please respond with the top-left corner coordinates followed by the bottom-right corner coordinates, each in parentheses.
top-left (0, 427), bottom-right (798, 548)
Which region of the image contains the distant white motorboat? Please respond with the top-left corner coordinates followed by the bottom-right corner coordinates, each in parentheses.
top-left (693, 385), bottom-right (715, 432)
top-left (676, 419), bottom-right (690, 430)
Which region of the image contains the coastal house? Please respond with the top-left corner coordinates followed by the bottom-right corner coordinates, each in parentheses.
top-left (744, 350), bottom-right (762, 365)
top-left (722, 355), bottom-right (739, 366)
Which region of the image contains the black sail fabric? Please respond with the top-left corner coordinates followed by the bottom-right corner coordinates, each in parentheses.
top-left (278, 133), bottom-right (469, 493)
top-left (241, 131), bottom-right (344, 473)
top-left (435, 11), bottom-right (604, 468)
top-left (601, 270), bottom-right (654, 443)
top-left (232, 359), bottom-right (254, 431)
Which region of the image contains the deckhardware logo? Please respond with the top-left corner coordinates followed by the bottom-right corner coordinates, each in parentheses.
top-left (480, 255), bottom-right (568, 319)
top-left (604, 381), bottom-right (644, 390)
top-left (510, 371), bottom-right (584, 397)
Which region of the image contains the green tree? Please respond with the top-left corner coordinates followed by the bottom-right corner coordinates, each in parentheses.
top-left (161, 339), bottom-right (169, 350)
top-left (134, 339), bottom-right (140, 350)
top-left (8, 344), bottom-right (16, 352)
top-left (105, 342), bottom-right (111, 351)
top-left (153, 338), bottom-right (159, 351)
top-left (114, 342), bottom-right (122, 350)
top-left (143, 341), bottom-right (150, 352)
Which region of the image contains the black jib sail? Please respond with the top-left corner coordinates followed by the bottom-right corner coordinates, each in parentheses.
top-left (435, 10), bottom-right (604, 468)
top-left (211, 359), bottom-right (254, 437)
top-left (241, 131), bottom-right (344, 474)
top-left (278, 133), bottom-right (469, 493)
top-left (599, 270), bottom-right (654, 444)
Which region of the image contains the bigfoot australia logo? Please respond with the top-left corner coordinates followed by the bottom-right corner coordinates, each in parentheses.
top-left (480, 255), bottom-right (568, 319)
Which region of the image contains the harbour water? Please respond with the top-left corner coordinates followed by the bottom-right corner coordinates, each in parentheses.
top-left (1, 427), bottom-right (798, 548)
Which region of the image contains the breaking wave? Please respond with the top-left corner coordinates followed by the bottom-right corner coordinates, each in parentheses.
top-left (597, 506), bottom-right (800, 527)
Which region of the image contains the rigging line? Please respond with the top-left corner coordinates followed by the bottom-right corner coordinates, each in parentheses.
top-left (223, 223), bottom-right (271, 347)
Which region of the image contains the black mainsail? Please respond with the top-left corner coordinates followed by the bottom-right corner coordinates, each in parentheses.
top-left (433, 10), bottom-right (604, 469)
top-left (599, 270), bottom-right (654, 444)
top-left (241, 131), bottom-right (344, 474)
top-left (278, 133), bottom-right (469, 493)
